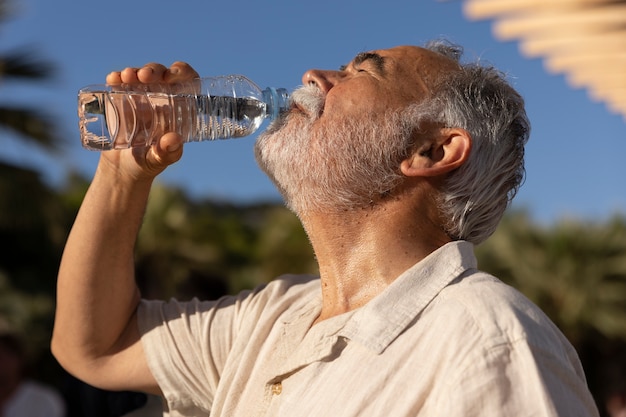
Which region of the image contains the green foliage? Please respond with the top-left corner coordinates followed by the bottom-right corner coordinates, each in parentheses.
top-left (0, 162), bottom-right (69, 295)
top-left (0, 270), bottom-right (54, 357)
top-left (0, 0), bottom-right (61, 151)
top-left (0, 162), bottom-right (70, 384)
top-left (135, 183), bottom-right (317, 299)
top-left (0, 47), bottom-right (56, 80)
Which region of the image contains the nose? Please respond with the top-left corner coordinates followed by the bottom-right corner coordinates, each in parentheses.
top-left (302, 69), bottom-right (340, 93)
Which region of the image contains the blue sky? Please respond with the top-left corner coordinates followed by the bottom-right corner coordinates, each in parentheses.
top-left (2, 0), bottom-right (625, 224)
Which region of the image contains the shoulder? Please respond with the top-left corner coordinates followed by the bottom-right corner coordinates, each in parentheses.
top-left (139, 274), bottom-right (320, 326)
top-left (430, 270), bottom-right (580, 364)
top-left (424, 272), bottom-right (598, 415)
top-left (251, 274), bottom-right (320, 301)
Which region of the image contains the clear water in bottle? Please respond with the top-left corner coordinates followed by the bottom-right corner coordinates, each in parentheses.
top-left (79, 88), bottom-right (268, 150)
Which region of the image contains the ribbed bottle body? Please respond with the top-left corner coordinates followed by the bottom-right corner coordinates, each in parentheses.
top-left (78, 75), bottom-right (288, 151)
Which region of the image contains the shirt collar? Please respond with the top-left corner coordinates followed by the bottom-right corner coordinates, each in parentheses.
top-left (339, 240), bottom-right (477, 354)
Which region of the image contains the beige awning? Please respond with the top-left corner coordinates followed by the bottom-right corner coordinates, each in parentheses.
top-left (463, 0), bottom-right (626, 120)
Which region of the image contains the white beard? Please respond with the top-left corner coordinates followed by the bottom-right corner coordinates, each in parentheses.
top-left (254, 85), bottom-right (414, 215)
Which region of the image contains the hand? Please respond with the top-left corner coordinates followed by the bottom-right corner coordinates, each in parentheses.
top-left (100, 62), bottom-right (200, 182)
top-left (105, 61), bottom-right (199, 87)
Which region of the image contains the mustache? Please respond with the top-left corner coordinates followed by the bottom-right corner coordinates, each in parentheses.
top-left (290, 84), bottom-right (325, 118)
top-left (263, 84), bottom-right (325, 135)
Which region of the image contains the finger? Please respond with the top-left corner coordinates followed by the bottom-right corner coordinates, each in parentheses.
top-left (136, 63), bottom-right (168, 84)
top-left (164, 61), bottom-right (200, 83)
top-left (145, 132), bottom-right (184, 173)
top-left (120, 67), bottom-right (141, 84)
top-left (105, 71), bottom-right (123, 85)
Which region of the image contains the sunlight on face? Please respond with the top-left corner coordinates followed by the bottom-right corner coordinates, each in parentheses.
top-left (255, 85), bottom-right (414, 214)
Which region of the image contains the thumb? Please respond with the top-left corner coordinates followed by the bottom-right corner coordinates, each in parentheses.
top-left (146, 132), bottom-right (184, 172)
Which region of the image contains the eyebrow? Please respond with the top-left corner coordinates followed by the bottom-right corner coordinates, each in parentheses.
top-left (340, 52), bottom-right (386, 74)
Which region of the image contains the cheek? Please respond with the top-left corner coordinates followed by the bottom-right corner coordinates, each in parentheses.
top-left (327, 85), bottom-right (404, 119)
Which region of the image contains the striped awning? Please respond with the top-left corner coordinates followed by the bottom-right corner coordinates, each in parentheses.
top-left (463, 0), bottom-right (626, 120)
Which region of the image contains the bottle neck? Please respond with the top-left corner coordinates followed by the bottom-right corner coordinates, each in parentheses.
top-left (262, 87), bottom-right (290, 120)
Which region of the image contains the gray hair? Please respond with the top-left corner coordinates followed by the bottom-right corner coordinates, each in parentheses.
top-left (417, 40), bottom-right (531, 245)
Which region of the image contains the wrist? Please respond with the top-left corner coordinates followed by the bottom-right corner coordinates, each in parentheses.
top-left (91, 161), bottom-right (153, 208)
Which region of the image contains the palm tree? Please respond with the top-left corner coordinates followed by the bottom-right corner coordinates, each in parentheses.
top-left (0, 0), bottom-right (59, 151)
top-left (0, 0), bottom-right (67, 385)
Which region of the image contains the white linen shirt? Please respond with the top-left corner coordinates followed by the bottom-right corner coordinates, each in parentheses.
top-left (138, 241), bottom-right (599, 416)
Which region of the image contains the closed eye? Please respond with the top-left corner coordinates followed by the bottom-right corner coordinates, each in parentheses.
top-left (353, 52), bottom-right (386, 75)
top-left (339, 52), bottom-right (386, 75)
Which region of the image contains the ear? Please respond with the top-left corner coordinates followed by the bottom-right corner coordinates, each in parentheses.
top-left (401, 128), bottom-right (471, 178)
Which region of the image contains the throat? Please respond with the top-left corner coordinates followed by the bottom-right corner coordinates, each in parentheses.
top-left (301, 198), bottom-right (451, 323)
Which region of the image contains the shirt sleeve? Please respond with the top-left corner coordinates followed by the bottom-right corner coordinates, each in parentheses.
top-left (440, 338), bottom-right (600, 417)
top-left (138, 290), bottom-right (258, 415)
top-left (137, 275), bottom-right (319, 416)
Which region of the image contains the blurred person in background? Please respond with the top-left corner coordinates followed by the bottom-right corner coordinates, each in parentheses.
top-left (0, 332), bottom-right (65, 417)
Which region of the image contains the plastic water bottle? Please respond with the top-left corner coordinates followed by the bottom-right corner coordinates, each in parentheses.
top-left (77, 75), bottom-right (290, 151)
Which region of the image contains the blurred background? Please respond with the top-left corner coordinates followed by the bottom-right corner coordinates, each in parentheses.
top-left (0, 0), bottom-right (624, 415)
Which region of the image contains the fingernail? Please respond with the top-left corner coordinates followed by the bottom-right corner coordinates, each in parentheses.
top-left (139, 67), bottom-right (153, 75)
top-left (167, 141), bottom-right (182, 152)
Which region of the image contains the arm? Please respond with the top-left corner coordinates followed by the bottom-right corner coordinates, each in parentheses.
top-left (51, 62), bottom-right (198, 394)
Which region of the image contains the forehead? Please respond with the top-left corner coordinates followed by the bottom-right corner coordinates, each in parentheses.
top-left (377, 45), bottom-right (454, 65)
top-left (367, 45), bottom-right (459, 87)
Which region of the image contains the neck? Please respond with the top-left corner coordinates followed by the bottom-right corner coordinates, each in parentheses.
top-left (300, 187), bottom-right (451, 323)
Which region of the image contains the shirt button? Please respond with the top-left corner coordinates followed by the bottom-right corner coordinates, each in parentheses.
top-left (271, 382), bottom-right (282, 395)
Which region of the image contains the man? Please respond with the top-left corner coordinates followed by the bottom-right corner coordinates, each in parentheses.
top-left (52, 41), bottom-right (599, 416)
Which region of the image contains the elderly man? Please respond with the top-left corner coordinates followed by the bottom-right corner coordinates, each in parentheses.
top-left (52, 41), bottom-right (599, 416)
